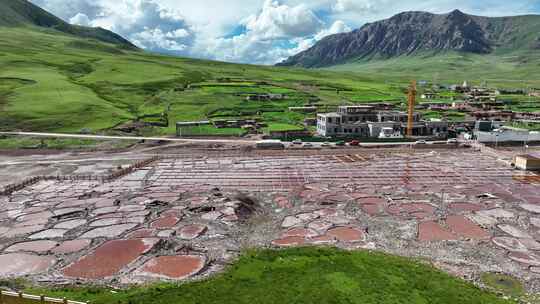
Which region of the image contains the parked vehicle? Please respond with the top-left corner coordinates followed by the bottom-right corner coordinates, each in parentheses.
top-left (415, 140), bottom-right (427, 145)
top-left (349, 140), bottom-right (360, 146)
top-left (292, 139), bottom-right (303, 145)
top-left (321, 142), bottom-right (332, 147)
top-left (303, 142), bottom-right (314, 148)
top-left (256, 140), bottom-right (285, 149)
top-left (335, 141), bottom-right (346, 146)
top-left (447, 138), bottom-right (458, 144)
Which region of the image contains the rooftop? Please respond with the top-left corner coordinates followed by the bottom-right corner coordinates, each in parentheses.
top-left (318, 112), bottom-right (341, 118)
top-left (516, 154), bottom-right (540, 161)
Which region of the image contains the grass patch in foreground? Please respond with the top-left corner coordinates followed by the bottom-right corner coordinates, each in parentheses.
top-left (27, 247), bottom-right (513, 304)
top-left (481, 273), bottom-right (524, 298)
top-left (0, 136), bottom-right (137, 150)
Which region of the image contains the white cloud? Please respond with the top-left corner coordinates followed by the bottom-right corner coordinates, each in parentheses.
top-left (31, 0), bottom-right (102, 20)
top-left (131, 28), bottom-right (188, 51)
top-left (166, 29), bottom-right (190, 39)
top-left (329, 0), bottom-right (540, 27)
top-left (86, 0), bottom-right (194, 55)
top-left (70, 13), bottom-right (91, 26)
top-left (333, 0), bottom-right (378, 13)
top-left (315, 20), bottom-right (351, 40)
top-left (31, 0), bottom-right (195, 56)
top-left (192, 0), bottom-right (328, 64)
top-left (243, 0), bottom-right (324, 39)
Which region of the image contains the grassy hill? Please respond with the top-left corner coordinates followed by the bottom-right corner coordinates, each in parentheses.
top-left (327, 50), bottom-right (540, 86)
top-left (0, 25), bottom-right (409, 136)
top-left (0, 0), bottom-right (136, 48)
top-left (1, 3), bottom-right (540, 137)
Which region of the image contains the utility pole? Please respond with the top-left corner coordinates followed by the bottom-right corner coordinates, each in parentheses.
top-left (407, 80), bottom-right (417, 138)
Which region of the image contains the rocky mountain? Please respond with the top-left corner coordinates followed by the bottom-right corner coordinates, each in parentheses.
top-left (278, 10), bottom-right (540, 68)
top-left (0, 0), bottom-right (137, 49)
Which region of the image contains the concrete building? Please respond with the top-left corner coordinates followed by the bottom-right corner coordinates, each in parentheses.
top-left (316, 105), bottom-right (448, 139)
top-left (514, 154), bottom-right (540, 170)
top-left (474, 124), bottom-right (540, 143)
top-left (303, 118), bottom-right (317, 127)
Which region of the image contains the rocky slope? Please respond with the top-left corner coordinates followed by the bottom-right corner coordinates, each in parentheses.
top-left (278, 10), bottom-right (540, 68)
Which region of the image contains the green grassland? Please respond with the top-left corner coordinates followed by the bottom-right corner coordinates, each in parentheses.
top-left (1, 26), bottom-right (540, 139)
top-left (0, 136), bottom-right (137, 150)
top-left (24, 247), bottom-right (517, 304)
top-left (0, 26), bottom-right (407, 137)
top-left (328, 51), bottom-right (540, 89)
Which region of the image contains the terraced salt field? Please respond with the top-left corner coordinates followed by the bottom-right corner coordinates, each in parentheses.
top-left (0, 149), bottom-right (539, 289)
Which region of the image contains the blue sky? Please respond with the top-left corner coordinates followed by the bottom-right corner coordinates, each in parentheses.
top-left (30, 0), bottom-right (540, 65)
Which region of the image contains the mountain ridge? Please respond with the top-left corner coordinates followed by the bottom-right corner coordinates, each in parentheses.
top-left (0, 0), bottom-right (137, 49)
top-left (278, 10), bottom-right (540, 68)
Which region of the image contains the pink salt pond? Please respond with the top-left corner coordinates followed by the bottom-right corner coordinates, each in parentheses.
top-left (3, 225), bottom-right (45, 238)
top-left (0, 253), bottom-right (56, 276)
top-left (274, 196), bottom-right (292, 208)
top-left (282, 228), bottom-right (318, 238)
top-left (309, 235), bottom-right (337, 245)
top-left (418, 221), bottom-right (457, 242)
top-left (326, 227), bottom-right (364, 243)
top-left (126, 229), bottom-right (155, 239)
top-left (150, 216), bottom-right (180, 229)
top-left (492, 237), bottom-right (528, 252)
top-left (449, 203), bottom-right (484, 213)
top-left (63, 238), bottom-right (159, 279)
top-left (388, 203), bottom-right (436, 219)
top-left (4, 240), bottom-right (58, 253)
top-left (357, 197), bottom-right (386, 205)
top-left (137, 255), bottom-right (206, 280)
top-left (361, 204), bottom-right (383, 216)
top-left (445, 215), bottom-right (490, 240)
top-left (508, 251), bottom-right (540, 266)
top-left (272, 236), bottom-right (306, 247)
top-left (178, 225), bottom-right (207, 240)
top-left (52, 239), bottom-right (91, 254)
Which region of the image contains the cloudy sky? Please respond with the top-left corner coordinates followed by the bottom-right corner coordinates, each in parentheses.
top-left (30, 0), bottom-right (540, 65)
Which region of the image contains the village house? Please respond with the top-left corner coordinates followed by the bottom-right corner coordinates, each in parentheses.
top-left (421, 92), bottom-right (438, 99)
top-left (464, 88), bottom-right (498, 102)
top-left (288, 106), bottom-right (318, 113)
top-left (471, 111), bottom-right (516, 121)
top-left (246, 93), bottom-right (285, 101)
top-left (529, 90), bottom-right (540, 97)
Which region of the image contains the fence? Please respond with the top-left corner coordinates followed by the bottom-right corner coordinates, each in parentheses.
top-left (0, 291), bottom-right (86, 304)
top-left (0, 156), bottom-right (160, 196)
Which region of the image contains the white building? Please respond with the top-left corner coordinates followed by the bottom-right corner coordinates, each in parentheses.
top-left (475, 126), bottom-right (540, 143)
top-left (316, 106), bottom-right (447, 138)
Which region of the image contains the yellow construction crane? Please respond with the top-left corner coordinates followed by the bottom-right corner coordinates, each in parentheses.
top-left (407, 80), bottom-right (417, 138)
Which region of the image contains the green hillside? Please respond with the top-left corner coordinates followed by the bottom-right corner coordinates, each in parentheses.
top-left (0, 0), bottom-right (136, 48)
top-left (328, 50), bottom-right (540, 86)
top-left (1, 1), bottom-right (540, 137)
top-left (0, 25), bottom-right (409, 135)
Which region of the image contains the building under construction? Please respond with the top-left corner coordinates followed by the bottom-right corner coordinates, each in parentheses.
top-left (316, 105), bottom-right (448, 138)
